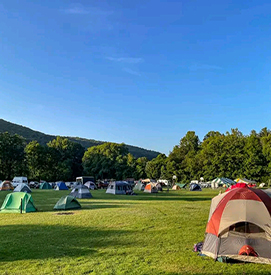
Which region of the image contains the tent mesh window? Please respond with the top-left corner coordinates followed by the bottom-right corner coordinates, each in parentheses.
top-left (229, 222), bottom-right (265, 234)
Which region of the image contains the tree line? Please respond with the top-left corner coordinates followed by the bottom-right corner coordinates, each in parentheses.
top-left (1, 128), bottom-right (271, 183)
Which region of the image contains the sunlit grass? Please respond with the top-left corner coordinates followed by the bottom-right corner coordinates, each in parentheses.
top-left (0, 189), bottom-right (269, 274)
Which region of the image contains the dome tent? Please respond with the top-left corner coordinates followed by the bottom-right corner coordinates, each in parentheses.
top-left (39, 182), bottom-right (52, 189)
top-left (55, 181), bottom-right (69, 190)
top-left (70, 185), bottom-right (92, 199)
top-left (144, 183), bottom-right (158, 193)
top-left (0, 192), bottom-right (37, 213)
top-left (14, 183), bottom-right (31, 193)
top-left (202, 188), bottom-right (271, 264)
top-left (54, 195), bottom-right (81, 210)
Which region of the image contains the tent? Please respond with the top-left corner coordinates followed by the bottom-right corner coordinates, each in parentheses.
top-left (202, 188), bottom-right (271, 264)
top-left (39, 182), bottom-right (52, 189)
top-left (133, 181), bottom-right (146, 191)
top-left (176, 183), bottom-right (187, 188)
top-left (70, 185), bottom-right (93, 199)
top-left (226, 182), bottom-right (248, 192)
top-left (211, 177), bottom-right (235, 189)
top-left (54, 195), bottom-right (81, 210)
top-left (235, 178), bottom-right (257, 185)
top-left (0, 181), bottom-right (14, 191)
top-left (0, 192), bottom-right (37, 213)
top-left (155, 182), bottom-right (163, 191)
top-left (55, 181), bottom-right (69, 190)
top-left (106, 181), bottom-right (133, 195)
top-left (84, 181), bottom-right (97, 190)
top-left (144, 183), bottom-right (158, 193)
top-left (235, 178), bottom-right (257, 188)
top-left (14, 183), bottom-right (31, 193)
top-left (190, 183), bottom-right (202, 191)
top-left (172, 184), bottom-right (182, 190)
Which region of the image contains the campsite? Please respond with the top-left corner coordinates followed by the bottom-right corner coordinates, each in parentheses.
top-left (0, 188), bottom-right (270, 274)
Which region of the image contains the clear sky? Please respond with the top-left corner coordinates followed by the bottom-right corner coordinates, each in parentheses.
top-left (1, 0), bottom-right (271, 155)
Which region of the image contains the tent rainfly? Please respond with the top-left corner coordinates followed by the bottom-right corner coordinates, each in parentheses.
top-left (211, 178), bottom-right (235, 189)
top-left (0, 181), bottom-right (14, 191)
top-left (0, 192), bottom-right (37, 213)
top-left (14, 183), bottom-right (31, 193)
top-left (133, 182), bottom-right (146, 191)
top-left (202, 187), bottom-right (271, 264)
top-left (190, 183), bottom-right (202, 191)
top-left (54, 195), bottom-right (81, 210)
top-left (84, 181), bottom-right (97, 190)
top-left (55, 181), bottom-right (69, 190)
top-left (39, 182), bottom-right (52, 189)
top-left (144, 183), bottom-right (158, 193)
top-left (70, 185), bottom-right (93, 199)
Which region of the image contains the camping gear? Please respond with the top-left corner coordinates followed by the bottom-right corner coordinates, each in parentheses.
top-left (70, 185), bottom-right (93, 199)
top-left (106, 181), bottom-right (133, 195)
top-left (54, 195), bottom-right (81, 210)
top-left (39, 182), bottom-right (52, 189)
top-left (211, 178), bottom-right (235, 189)
top-left (226, 182), bottom-right (248, 192)
top-left (190, 183), bottom-right (202, 191)
top-left (84, 181), bottom-right (97, 190)
top-left (193, 242), bottom-right (204, 252)
top-left (172, 185), bottom-right (181, 190)
top-left (202, 187), bottom-right (271, 264)
top-left (172, 183), bottom-right (187, 190)
top-left (14, 183), bottom-right (31, 193)
top-left (235, 178), bottom-right (257, 186)
top-left (0, 192), bottom-right (37, 213)
top-left (0, 181), bottom-right (14, 191)
top-left (144, 183), bottom-right (158, 193)
top-left (55, 181), bottom-right (69, 190)
top-left (133, 181), bottom-right (146, 191)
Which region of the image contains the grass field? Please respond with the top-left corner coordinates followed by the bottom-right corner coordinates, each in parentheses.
top-left (0, 189), bottom-right (270, 274)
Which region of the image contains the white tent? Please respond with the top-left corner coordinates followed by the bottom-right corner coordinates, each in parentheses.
top-left (106, 181), bottom-right (132, 195)
top-left (14, 183), bottom-right (31, 193)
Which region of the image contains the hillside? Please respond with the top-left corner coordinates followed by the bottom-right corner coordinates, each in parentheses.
top-left (0, 119), bottom-right (160, 160)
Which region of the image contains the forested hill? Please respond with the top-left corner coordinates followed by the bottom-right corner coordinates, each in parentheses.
top-left (0, 119), bottom-right (160, 160)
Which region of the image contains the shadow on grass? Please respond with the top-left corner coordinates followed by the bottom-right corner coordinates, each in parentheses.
top-left (99, 193), bottom-right (212, 202)
top-left (0, 224), bottom-right (133, 262)
top-left (79, 201), bottom-right (126, 210)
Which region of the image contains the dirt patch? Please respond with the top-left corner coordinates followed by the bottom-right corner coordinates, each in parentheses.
top-left (54, 212), bottom-right (75, 215)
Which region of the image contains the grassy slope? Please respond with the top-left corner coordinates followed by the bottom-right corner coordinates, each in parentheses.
top-left (0, 189), bottom-right (269, 275)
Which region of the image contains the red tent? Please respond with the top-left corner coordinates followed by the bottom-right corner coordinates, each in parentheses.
top-left (226, 182), bottom-right (248, 192)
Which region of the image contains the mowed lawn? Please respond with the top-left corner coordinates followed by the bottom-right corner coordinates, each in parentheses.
top-left (0, 189), bottom-right (270, 274)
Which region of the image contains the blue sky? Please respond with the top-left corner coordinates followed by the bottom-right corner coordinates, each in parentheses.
top-left (1, 0), bottom-right (271, 155)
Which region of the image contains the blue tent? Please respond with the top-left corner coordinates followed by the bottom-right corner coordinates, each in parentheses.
top-left (190, 183), bottom-right (202, 191)
top-left (56, 181), bottom-right (69, 190)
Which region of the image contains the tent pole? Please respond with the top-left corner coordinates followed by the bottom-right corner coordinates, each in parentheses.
top-left (20, 198), bottom-right (23, 214)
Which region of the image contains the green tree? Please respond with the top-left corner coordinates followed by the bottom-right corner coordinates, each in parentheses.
top-left (83, 142), bottom-right (130, 180)
top-left (0, 132), bottom-right (27, 179)
top-left (243, 133), bottom-right (266, 182)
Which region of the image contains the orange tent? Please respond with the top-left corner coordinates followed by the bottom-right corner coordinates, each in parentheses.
top-left (0, 181), bottom-right (14, 191)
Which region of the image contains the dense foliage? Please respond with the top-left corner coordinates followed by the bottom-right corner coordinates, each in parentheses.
top-left (1, 128), bottom-right (271, 183)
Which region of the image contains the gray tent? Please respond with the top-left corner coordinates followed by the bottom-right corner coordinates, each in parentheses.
top-left (13, 183), bottom-right (31, 193)
top-left (133, 182), bottom-right (146, 191)
top-left (106, 181), bottom-right (133, 195)
top-left (70, 185), bottom-right (93, 199)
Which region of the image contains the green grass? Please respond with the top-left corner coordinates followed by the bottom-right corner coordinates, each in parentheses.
top-left (0, 189), bottom-right (270, 274)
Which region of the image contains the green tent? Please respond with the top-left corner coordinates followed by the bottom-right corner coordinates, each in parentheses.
top-left (54, 195), bottom-right (81, 210)
top-left (175, 183), bottom-right (187, 188)
top-left (39, 182), bottom-right (52, 189)
top-left (0, 192), bottom-right (37, 213)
